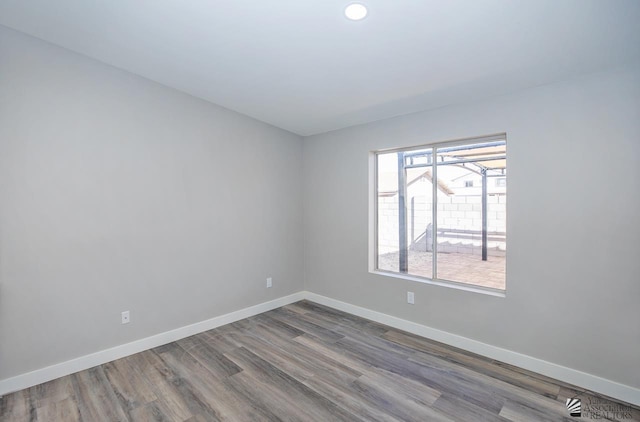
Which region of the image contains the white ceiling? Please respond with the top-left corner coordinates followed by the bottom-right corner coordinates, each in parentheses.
top-left (1, 0), bottom-right (639, 136)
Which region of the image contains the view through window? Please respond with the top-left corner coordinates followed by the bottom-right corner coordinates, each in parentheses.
top-left (376, 136), bottom-right (506, 291)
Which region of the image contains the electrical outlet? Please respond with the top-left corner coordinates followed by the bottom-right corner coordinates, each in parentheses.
top-left (121, 311), bottom-right (130, 324)
top-left (407, 292), bottom-right (415, 305)
top-left (266, 277), bottom-right (272, 288)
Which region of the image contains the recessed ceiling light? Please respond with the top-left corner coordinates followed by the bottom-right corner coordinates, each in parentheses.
top-left (345, 3), bottom-right (367, 21)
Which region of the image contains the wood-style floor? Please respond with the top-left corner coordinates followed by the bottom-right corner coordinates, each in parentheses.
top-left (1, 300), bottom-right (638, 421)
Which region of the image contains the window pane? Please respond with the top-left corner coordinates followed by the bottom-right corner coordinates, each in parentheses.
top-left (406, 150), bottom-right (434, 279)
top-left (377, 152), bottom-right (400, 272)
top-left (376, 150), bottom-right (433, 278)
top-left (434, 142), bottom-right (506, 289)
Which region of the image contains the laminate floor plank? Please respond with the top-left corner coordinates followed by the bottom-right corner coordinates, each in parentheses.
top-left (278, 302), bottom-right (309, 315)
top-left (130, 350), bottom-right (195, 421)
top-left (0, 390), bottom-right (35, 422)
top-left (412, 350), bottom-right (571, 418)
top-left (267, 308), bottom-right (346, 343)
top-left (297, 311), bottom-right (395, 346)
top-left (150, 344), bottom-right (234, 422)
top-left (71, 367), bottom-right (128, 422)
top-left (433, 393), bottom-right (512, 422)
top-left (286, 301), bottom-right (390, 337)
top-left (301, 375), bottom-right (402, 422)
top-left (35, 397), bottom-right (80, 422)
top-left (28, 375), bottom-right (74, 409)
top-left (103, 357), bottom-right (158, 415)
top-left (362, 367), bottom-right (441, 407)
top-left (350, 374), bottom-right (454, 422)
top-left (182, 415), bottom-right (208, 422)
top-left (382, 328), bottom-right (496, 365)
top-left (499, 399), bottom-right (573, 422)
top-left (248, 322), bottom-right (364, 385)
top-left (2, 300), bottom-right (638, 422)
top-left (225, 346), bottom-right (363, 422)
top-left (384, 330), bottom-right (566, 410)
top-left (128, 400), bottom-right (177, 422)
top-left (383, 329), bottom-right (561, 398)
top-left (250, 313), bottom-right (306, 340)
top-left (226, 328), bottom-right (317, 383)
top-left (197, 327), bottom-right (243, 352)
top-left (175, 334), bottom-right (242, 378)
top-left (493, 359), bottom-right (586, 391)
top-left (303, 328), bottom-right (507, 415)
top-left (334, 335), bottom-right (506, 413)
top-left (157, 343), bottom-right (279, 422)
top-left (406, 349), bottom-right (568, 415)
top-left (293, 333), bottom-right (374, 374)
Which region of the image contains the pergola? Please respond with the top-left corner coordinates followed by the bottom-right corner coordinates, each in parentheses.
top-left (395, 140), bottom-right (506, 273)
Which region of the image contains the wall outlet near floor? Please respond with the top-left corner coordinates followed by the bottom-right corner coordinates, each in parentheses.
top-left (266, 277), bottom-right (273, 288)
top-left (407, 291), bottom-right (415, 305)
top-left (121, 311), bottom-right (130, 324)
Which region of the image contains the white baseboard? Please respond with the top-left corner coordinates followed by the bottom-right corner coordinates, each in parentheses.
top-left (304, 292), bottom-right (640, 407)
top-left (0, 292), bottom-right (305, 397)
top-left (2, 290), bottom-right (638, 408)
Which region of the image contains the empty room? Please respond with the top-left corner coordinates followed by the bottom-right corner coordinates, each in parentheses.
top-left (1, 1), bottom-right (639, 421)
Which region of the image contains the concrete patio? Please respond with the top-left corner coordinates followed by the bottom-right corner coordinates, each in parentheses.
top-left (378, 250), bottom-right (506, 290)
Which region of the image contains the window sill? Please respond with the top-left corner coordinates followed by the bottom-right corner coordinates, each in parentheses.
top-left (370, 269), bottom-right (506, 298)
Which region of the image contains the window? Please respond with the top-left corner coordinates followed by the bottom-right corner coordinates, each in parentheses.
top-left (374, 135), bottom-right (507, 292)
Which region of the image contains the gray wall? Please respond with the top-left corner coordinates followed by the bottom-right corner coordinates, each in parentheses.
top-left (2, 22), bottom-right (638, 394)
top-left (303, 63), bottom-right (640, 389)
top-left (0, 26), bottom-right (303, 380)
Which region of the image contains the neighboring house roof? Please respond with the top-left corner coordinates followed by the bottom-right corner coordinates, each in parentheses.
top-left (378, 169), bottom-right (454, 197)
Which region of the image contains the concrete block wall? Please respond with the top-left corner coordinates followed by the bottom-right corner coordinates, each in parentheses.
top-left (378, 179), bottom-right (506, 256)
